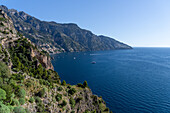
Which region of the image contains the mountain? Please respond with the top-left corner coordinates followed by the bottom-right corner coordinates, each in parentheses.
top-left (0, 9), bottom-right (111, 113)
top-left (0, 5), bottom-right (132, 54)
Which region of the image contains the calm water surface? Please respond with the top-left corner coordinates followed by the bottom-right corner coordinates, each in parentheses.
top-left (51, 48), bottom-right (170, 113)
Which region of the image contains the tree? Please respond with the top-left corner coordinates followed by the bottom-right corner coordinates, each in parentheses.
top-left (13, 56), bottom-right (21, 70)
top-left (0, 62), bottom-right (11, 82)
top-left (55, 93), bottom-right (62, 101)
top-left (0, 88), bottom-right (6, 100)
top-left (0, 102), bottom-right (10, 113)
top-left (18, 89), bottom-right (26, 98)
top-left (29, 97), bottom-right (35, 103)
top-left (13, 107), bottom-right (26, 113)
top-left (61, 80), bottom-right (66, 86)
top-left (83, 80), bottom-right (88, 87)
top-left (19, 98), bottom-right (25, 105)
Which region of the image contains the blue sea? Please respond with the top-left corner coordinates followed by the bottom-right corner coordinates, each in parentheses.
top-left (51, 48), bottom-right (170, 113)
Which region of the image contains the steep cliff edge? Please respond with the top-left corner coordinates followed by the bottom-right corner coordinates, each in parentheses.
top-left (0, 9), bottom-right (111, 113)
top-left (0, 5), bottom-right (132, 54)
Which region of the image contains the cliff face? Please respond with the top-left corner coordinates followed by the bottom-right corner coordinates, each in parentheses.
top-left (0, 9), bottom-right (111, 113)
top-left (0, 9), bottom-right (53, 70)
top-left (0, 5), bottom-right (132, 54)
top-left (30, 47), bottom-right (54, 70)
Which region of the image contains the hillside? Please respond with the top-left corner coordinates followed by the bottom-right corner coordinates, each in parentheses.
top-left (0, 5), bottom-right (132, 54)
top-left (0, 9), bottom-right (111, 113)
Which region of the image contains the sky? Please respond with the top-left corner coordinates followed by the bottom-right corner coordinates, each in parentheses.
top-left (1, 0), bottom-right (170, 47)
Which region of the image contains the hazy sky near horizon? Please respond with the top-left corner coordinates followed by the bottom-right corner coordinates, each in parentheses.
top-left (1, 0), bottom-right (170, 47)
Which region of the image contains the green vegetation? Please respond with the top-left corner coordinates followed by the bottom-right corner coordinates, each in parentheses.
top-left (36, 88), bottom-right (46, 97)
top-left (55, 93), bottom-right (62, 101)
top-left (0, 88), bottom-right (6, 100)
top-left (0, 62), bottom-right (10, 82)
top-left (18, 89), bottom-right (26, 98)
top-left (61, 80), bottom-right (66, 86)
top-left (83, 81), bottom-right (88, 87)
top-left (0, 102), bottom-right (10, 113)
top-left (0, 10), bottom-right (111, 113)
top-left (59, 100), bottom-right (67, 108)
top-left (19, 98), bottom-right (25, 105)
top-left (13, 106), bottom-right (26, 113)
top-left (68, 88), bottom-right (76, 95)
top-left (0, 17), bottom-right (6, 21)
top-left (69, 97), bottom-right (75, 108)
top-left (77, 80), bottom-right (89, 88)
top-left (29, 97), bottom-right (35, 103)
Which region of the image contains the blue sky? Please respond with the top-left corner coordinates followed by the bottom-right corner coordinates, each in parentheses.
top-left (1, 0), bottom-right (170, 47)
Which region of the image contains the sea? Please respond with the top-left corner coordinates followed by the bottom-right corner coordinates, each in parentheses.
top-left (51, 48), bottom-right (170, 113)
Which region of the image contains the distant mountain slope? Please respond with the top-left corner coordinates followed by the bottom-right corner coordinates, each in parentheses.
top-left (0, 5), bottom-right (132, 53)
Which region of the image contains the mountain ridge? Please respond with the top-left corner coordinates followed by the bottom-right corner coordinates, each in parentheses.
top-left (0, 9), bottom-right (111, 113)
top-left (0, 5), bottom-right (132, 54)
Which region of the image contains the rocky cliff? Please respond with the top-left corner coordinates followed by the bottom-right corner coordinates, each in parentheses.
top-left (0, 9), bottom-right (111, 113)
top-left (0, 9), bottom-right (53, 70)
top-left (0, 5), bottom-right (132, 54)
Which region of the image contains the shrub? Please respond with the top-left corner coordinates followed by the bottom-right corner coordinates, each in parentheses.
top-left (59, 100), bottom-right (67, 108)
top-left (83, 81), bottom-right (88, 87)
top-left (55, 93), bottom-right (62, 101)
top-left (104, 107), bottom-right (109, 111)
top-left (18, 89), bottom-right (26, 98)
top-left (67, 85), bottom-right (71, 89)
top-left (29, 97), bottom-right (35, 103)
top-left (57, 87), bottom-right (63, 91)
top-left (0, 18), bottom-right (6, 21)
top-left (68, 88), bottom-right (76, 95)
top-left (76, 97), bottom-right (83, 103)
top-left (61, 80), bottom-right (66, 86)
top-left (77, 83), bottom-right (84, 88)
top-left (36, 88), bottom-right (46, 97)
top-left (34, 96), bottom-right (42, 104)
top-left (13, 106), bottom-right (26, 113)
top-left (0, 88), bottom-right (6, 100)
top-left (0, 62), bottom-right (11, 80)
top-left (69, 97), bottom-right (75, 108)
top-left (0, 102), bottom-right (10, 113)
top-left (11, 99), bottom-right (20, 106)
top-left (19, 98), bottom-right (25, 105)
top-left (1, 84), bottom-right (13, 102)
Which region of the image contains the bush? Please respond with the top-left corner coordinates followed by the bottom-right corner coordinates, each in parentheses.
top-left (59, 100), bottom-right (67, 108)
top-left (83, 81), bottom-right (88, 87)
top-left (76, 97), bottom-right (83, 103)
top-left (29, 97), bottom-right (35, 103)
top-left (0, 102), bottom-right (10, 113)
top-left (0, 62), bottom-right (11, 80)
top-left (11, 99), bottom-right (20, 106)
top-left (61, 80), bottom-right (66, 86)
top-left (55, 93), bottom-right (62, 102)
top-left (57, 87), bottom-right (63, 91)
top-left (68, 88), bottom-right (76, 95)
top-left (34, 96), bottom-right (42, 104)
top-left (13, 106), bottom-right (26, 113)
top-left (104, 107), bottom-right (109, 111)
top-left (69, 97), bottom-right (75, 108)
top-left (77, 83), bottom-right (84, 88)
top-left (18, 89), bottom-right (26, 98)
top-left (19, 98), bottom-right (25, 105)
top-left (36, 88), bottom-right (46, 97)
top-left (0, 88), bottom-right (6, 100)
